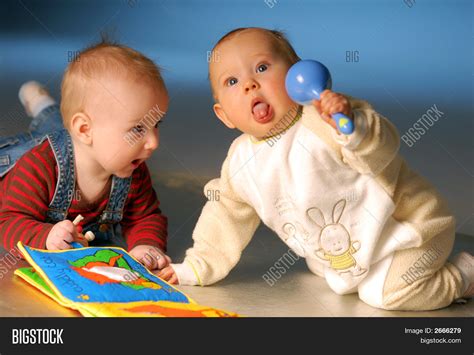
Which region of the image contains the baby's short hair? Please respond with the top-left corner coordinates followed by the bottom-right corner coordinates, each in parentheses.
top-left (213, 27), bottom-right (300, 65)
top-left (60, 40), bottom-right (165, 130)
top-left (209, 27), bottom-right (300, 99)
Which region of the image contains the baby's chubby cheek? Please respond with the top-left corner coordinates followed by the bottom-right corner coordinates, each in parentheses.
top-left (273, 89), bottom-right (298, 117)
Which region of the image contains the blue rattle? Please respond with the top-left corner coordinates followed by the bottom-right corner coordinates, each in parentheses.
top-left (285, 60), bottom-right (354, 135)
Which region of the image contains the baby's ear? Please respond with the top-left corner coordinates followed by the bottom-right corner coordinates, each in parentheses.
top-left (70, 112), bottom-right (93, 144)
top-left (213, 103), bottom-right (235, 129)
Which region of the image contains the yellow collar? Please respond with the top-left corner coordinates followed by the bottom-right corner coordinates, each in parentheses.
top-left (250, 105), bottom-right (303, 145)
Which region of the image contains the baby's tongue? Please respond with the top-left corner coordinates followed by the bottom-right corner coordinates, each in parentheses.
top-left (253, 102), bottom-right (269, 119)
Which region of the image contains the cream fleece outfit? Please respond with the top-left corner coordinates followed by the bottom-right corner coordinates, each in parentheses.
top-left (172, 97), bottom-right (464, 311)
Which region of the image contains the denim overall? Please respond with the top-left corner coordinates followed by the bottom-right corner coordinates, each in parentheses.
top-left (0, 105), bottom-right (64, 178)
top-left (0, 104), bottom-right (131, 248)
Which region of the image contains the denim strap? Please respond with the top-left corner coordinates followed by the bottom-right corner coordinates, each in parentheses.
top-left (98, 174), bottom-right (132, 224)
top-left (45, 129), bottom-right (132, 225)
top-left (45, 129), bottom-right (75, 222)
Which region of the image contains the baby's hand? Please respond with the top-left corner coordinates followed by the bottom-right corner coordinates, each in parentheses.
top-left (156, 265), bottom-right (178, 284)
top-left (46, 220), bottom-right (83, 250)
top-left (129, 245), bottom-right (171, 271)
top-left (312, 90), bottom-right (353, 131)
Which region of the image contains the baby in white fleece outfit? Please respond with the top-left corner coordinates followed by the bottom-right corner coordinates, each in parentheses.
top-left (159, 27), bottom-right (473, 311)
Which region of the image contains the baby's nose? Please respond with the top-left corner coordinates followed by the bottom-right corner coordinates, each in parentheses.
top-left (144, 130), bottom-right (159, 151)
top-left (244, 79), bottom-right (260, 92)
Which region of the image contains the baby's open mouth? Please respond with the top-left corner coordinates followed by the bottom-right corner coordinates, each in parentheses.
top-left (131, 155), bottom-right (151, 168)
top-left (251, 98), bottom-right (273, 124)
top-left (131, 159), bottom-right (142, 167)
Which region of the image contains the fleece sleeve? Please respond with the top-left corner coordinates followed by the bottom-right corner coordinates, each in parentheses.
top-left (171, 142), bottom-right (261, 286)
top-left (331, 96), bottom-right (401, 176)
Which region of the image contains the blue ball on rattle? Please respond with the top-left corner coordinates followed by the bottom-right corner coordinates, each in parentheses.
top-left (285, 60), bottom-right (354, 135)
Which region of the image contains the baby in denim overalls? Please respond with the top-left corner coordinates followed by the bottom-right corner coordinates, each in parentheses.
top-left (0, 41), bottom-right (171, 273)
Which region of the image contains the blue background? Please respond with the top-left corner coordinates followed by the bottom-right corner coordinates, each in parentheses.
top-left (0, 0), bottom-right (472, 239)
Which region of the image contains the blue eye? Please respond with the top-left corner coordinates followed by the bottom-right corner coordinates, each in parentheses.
top-left (227, 77), bottom-right (238, 86)
top-left (257, 64), bottom-right (268, 73)
top-left (131, 124), bottom-right (146, 134)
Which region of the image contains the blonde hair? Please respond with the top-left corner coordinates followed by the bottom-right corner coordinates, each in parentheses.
top-left (60, 40), bottom-right (165, 130)
top-left (209, 27), bottom-right (300, 99)
top-left (213, 27), bottom-right (300, 65)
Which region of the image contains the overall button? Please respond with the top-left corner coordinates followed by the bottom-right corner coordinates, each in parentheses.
top-left (0, 155), bottom-right (10, 166)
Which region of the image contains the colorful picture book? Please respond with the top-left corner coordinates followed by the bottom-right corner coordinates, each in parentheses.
top-left (14, 242), bottom-right (238, 317)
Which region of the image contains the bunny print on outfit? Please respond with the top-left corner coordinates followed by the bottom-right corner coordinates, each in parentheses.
top-left (308, 199), bottom-right (367, 277)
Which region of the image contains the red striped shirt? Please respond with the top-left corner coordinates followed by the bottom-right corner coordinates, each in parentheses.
top-left (0, 140), bottom-right (167, 251)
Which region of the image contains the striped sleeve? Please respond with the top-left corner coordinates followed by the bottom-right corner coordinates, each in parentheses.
top-left (121, 163), bottom-right (168, 251)
top-left (0, 141), bottom-right (56, 250)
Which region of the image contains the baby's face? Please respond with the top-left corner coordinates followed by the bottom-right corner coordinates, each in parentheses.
top-left (210, 30), bottom-right (298, 139)
top-left (84, 76), bottom-right (168, 178)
